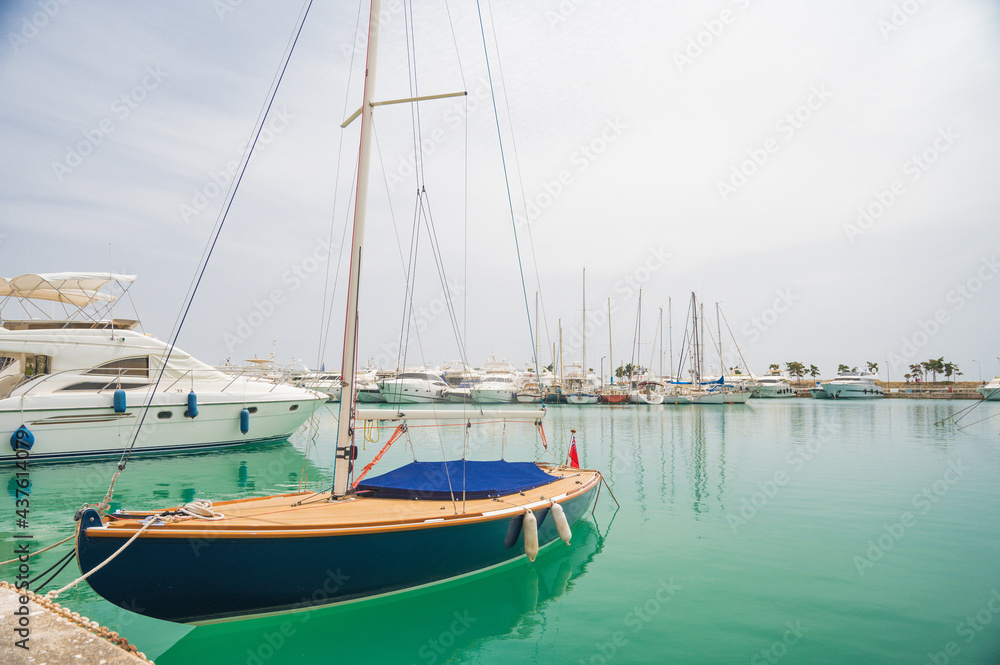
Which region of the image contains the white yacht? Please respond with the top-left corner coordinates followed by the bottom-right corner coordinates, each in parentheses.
top-left (818, 372), bottom-right (884, 399)
top-left (0, 273), bottom-right (325, 462)
top-left (977, 377), bottom-right (1000, 401)
top-left (470, 359), bottom-right (520, 404)
top-left (749, 374), bottom-right (796, 398)
top-left (377, 370), bottom-right (450, 404)
top-left (291, 370), bottom-right (342, 401)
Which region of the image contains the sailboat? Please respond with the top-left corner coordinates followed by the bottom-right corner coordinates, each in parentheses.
top-left (679, 293), bottom-right (750, 405)
top-left (566, 269), bottom-right (598, 405)
top-left (73, 0), bottom-right (602, 624)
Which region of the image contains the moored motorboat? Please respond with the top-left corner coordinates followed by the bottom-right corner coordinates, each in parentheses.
top-left (0, 273), bottom-right (323, 462)
top-left (820, 372), bottom-right (884, 399)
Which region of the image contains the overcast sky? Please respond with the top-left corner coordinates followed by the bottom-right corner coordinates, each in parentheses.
top-left (1, 0), bottom-right (999, 381)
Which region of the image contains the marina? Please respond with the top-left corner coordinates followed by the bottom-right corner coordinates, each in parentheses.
top-left (3, 399), bottom-right (999, 663)
top-left (2, 0), bottom-right (998, 663)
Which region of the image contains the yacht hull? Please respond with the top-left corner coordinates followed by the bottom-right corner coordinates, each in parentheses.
top-left (0, 394), bottom-right (319, 462)
top-left (76, 469), bottom-right (601, 624)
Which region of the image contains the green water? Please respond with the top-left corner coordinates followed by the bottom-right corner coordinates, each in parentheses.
top-left (4, 399), bottom-right (1000, 664)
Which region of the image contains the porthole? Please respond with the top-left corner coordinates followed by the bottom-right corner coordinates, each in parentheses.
top-left (247, 407), bottom-right (258, 414)
top-left (289, 404), bottom-right (299, 411)
top-left (157, 411), bottom-right (172, 419)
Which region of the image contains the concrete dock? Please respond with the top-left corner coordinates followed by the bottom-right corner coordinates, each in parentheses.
top-left (0, 581), bottom-right (150, 664)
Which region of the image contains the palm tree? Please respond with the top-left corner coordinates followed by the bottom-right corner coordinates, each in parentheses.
top-left (768, 363), bottom-right (779, 373)
top-left (785, 361), bottom-right (806, 383)
top-left (808, 364), bottom-right (820, 379)
top-left (837, 364), bottom-right (850, 374)
top-left (909, 363), bottom-right (923, 382)
top-left (923, 357), bottom-right (945, 382)
top-left (866, 361), bottom-right (878, 374)
top-left (904, 373), bottom-right (912, 383)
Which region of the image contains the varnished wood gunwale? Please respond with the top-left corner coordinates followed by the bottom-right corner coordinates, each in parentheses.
top-left (85, 466), bottom-right (601, 540)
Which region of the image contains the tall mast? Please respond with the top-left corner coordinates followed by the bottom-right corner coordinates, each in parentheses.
top-left (608, 297), bottom-right (614, 386)
top-left (333, 0), bottom-right (381, 498)
top-left (691, 292), bottom-right (700, 385)
top-left (716, 301), bottom-right (723, 380)
top-left (658, 307), bottom-right (663, 378)
top-left (668, 297), bottom-right (673, 381)
top-left (636, 288), bottom-right (641, 384)
top-left (581, 268), bottom-right (586, 388)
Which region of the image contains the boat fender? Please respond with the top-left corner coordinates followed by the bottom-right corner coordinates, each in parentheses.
top-left (523, 509), bottom-right (539, 562)
top-left (240, 407), bottom-right (250, 434)
top-left (550, 500), bottom-right (572, 545)
top-left (9, 425), bottom-right (34, 451)
top-left (113, 388), bottom-right (127, 414)
top-left (504, 513), bottom-right (525, 549)
top-left (186, 391), bottom-right (198, 418)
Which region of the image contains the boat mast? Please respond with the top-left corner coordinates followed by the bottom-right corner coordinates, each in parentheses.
top-left (690, 292), bottom-right (700, 385)
top-left (581, 267), bottom-right (586, 390)
top-left (658, 307), bottom-right (663, 379)
top-left (333, 0), bottom-right (382, 498)
top-left (608, 297), bottom-right (613, 386)
top-left (668, 296), bottom-right (673, 381)
top-left (716, 301), bottom-right (723, 381)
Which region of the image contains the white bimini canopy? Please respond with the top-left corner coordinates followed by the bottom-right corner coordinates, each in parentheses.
top-left (0, 273), bottom-right (136, 308)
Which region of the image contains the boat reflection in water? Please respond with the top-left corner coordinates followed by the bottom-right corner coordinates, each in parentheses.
top-left (154, 518), bottom-right (609, 665)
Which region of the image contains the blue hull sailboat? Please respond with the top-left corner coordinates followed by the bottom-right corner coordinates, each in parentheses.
top-left (72, 0), bottom-right (602, 624)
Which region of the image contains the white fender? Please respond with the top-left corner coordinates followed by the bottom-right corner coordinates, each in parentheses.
top-left (523, 509), bottom-right (539, 562)
top-left (551, 500), bottom-right (572, 545)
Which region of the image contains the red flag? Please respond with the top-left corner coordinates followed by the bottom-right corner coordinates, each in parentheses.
top-left (567, 430), bottom-right (580, 469)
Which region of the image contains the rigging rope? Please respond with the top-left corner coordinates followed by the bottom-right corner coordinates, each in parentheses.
top-left (102, 0), bottom-right (318, 503)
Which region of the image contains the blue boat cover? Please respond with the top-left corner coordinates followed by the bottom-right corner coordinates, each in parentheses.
top-left (357, 460), bottom-right (559, 500)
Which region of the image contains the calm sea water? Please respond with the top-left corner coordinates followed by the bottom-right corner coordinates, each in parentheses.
top-left (4, 399), bottom-right (1000, 664)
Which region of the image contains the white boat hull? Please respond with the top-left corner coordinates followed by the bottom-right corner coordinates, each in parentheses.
top-left (821, 384), bottom-right (884, 399)
top-left (0, 392), bottom-right (319, 461)
top-left (688, 391), bottom-right (751, 404)
top-left (377, 384), bottom-right (448, 404)
top-left (470, 388), bottom-right (516, 404)
top-left (566, 393), bottom-right (599, 405)
top-left (751, 384), bottom-right (796, 398)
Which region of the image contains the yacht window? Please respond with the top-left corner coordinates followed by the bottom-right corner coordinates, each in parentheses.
top-left (24, 355), bottom-right (51, 377)
top-left (246, 406), bottom-right (258, 414)
top-left (289, 404), bottom-right (299, 411)
top-left (158, 411), bottom-right (173, 419)
top-left (87, 357), bottom-right (150, 378)
top-left (59, 381), bottom-right (151, 392)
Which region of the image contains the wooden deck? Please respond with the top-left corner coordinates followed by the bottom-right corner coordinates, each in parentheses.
top-left (91, 466), bottom-right (601, 538)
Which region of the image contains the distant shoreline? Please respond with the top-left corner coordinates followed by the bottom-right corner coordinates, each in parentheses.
top-left (781, 380), bottom-right (989, 400)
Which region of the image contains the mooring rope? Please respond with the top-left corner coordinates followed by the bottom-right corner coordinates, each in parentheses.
top-left (0, 534), bottom-right (73, 567)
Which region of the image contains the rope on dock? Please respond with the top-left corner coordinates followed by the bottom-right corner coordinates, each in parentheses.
top-left (0, 579), bottom-right (153, 662)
